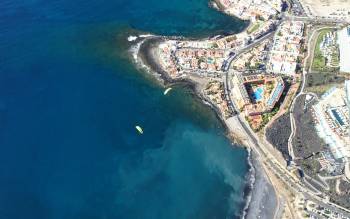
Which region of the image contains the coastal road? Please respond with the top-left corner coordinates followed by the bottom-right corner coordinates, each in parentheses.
top-left (221, 29), bottom-right (276, 72)
top-left (213, 9), bottom-right (350, 216)
top-left (234, 76), bottom-right (350, 219)
top-left (222, 29), bottom-right (277, 115)
top-left (239, 30), bottom-right (276, 54)
top-left (285, 14), bottom-right (350, 24)
top-left (222, 31), bottom-right (350, 219)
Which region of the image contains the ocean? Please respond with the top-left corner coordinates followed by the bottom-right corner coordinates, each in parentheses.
top-left (0, 0), bottom-right (250, 218)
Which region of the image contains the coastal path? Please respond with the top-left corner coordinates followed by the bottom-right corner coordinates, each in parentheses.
top-left (287, 25), bottom-right (337, 162)
top-left (287, 25), bottom-right (320, 161)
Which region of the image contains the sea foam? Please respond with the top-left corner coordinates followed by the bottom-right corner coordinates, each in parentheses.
top-left (127, 35), bottom-right (138, 42)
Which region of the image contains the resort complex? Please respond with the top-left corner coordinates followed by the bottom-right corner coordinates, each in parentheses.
top-left (231, 73), bottom-right (284, 115)
top-left (230, 72), bottom-right (285, 130)
top-left (139, 0), bottom-right (350, 217)
top-left (318, 31), bottom-right (339, 69)
top-left (313, 83), bottom-right (350, 159)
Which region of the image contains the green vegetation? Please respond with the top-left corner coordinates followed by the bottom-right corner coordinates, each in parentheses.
top-left (302, 213), bottom-right (310, 218)
top-left (300, 158), bottom-right (322, 178)
top-left (262, 107), bottom-right (279, 124)
top-left (247, 22), bottom-right (261, 34)
top-left (312, 29), bottom-right (330, 70)
top-left (226, 35), bottom-right (237, 42)
top-left (306, 84), bottom-right (335, 96)
top-left (306, 72), bottom-right (346, 95)
top-left (250, 106), bottom-right (279, 132)
top-left (311, 29), bottom-right (339, 73)
top-left (198, 57), bottom-right (205, 63)
top-left (211, 43), bottom-right (219, 49)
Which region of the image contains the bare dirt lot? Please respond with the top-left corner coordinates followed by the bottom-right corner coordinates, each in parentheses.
top-left (292, 95), bottom-right (327, 158)
top-left (266, 113), bottom-right (291, 160)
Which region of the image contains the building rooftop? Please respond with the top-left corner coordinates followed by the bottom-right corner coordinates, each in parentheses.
top-left (337, 26), bottom-right (350, 73)
top-left (230, 73), bottom-right (284, 115)
top-left (313, 84), bottom-right (350, 159)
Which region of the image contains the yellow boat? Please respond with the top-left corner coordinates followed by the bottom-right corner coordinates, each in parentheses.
top-left (163, 87), bottom-right (172, 95)
top-left (135, 125), bottom-right (143, 134)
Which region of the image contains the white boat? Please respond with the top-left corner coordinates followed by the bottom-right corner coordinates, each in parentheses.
top-left (163, 87), bottom-right (172, 95)
top-left (135, 126), bottom-right (143, 134)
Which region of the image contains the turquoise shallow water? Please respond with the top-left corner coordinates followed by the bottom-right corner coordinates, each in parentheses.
top-left (0, 0), bottom-right (249, 218)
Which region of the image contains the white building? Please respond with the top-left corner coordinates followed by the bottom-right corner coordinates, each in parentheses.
top-left (346, 80), bottom-right (350, 123)
top-left (268, 21), bottom-right (304, 75)
top-left (337, 26), bottom-right (350, 73)
top-left (313, 84), bottom-right (350, 160)
top-left (346, 80), bottom-right (350, 106)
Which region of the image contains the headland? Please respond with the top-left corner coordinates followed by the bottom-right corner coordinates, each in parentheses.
top-left (129, 0), bottom-right (350, 218)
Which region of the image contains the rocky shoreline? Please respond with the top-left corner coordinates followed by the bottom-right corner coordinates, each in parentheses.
top-left (131, 35), bottom-right (278, 219)
top-left (137, 36), bottom-right (233, 137)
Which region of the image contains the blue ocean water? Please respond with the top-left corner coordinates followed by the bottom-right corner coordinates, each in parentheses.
top-left (0, 0), bottom-right (249, 218)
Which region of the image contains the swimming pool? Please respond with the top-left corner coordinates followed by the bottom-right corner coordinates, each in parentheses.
top-left (331, 109), bottom-right (345, 126)
top-left (253, 87), bottom-right (264, 101)
top-left (267, 83), bottom-right (283, 106)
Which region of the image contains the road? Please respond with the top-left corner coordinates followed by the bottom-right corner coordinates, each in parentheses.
top-left (287, 25), bottom-right (318, 161)
top-left (286, 14), bottom-right (350, 24)
top-left (287, 26), bottom-right (336, 163)
top-left (222, 21), bottom-right (350, 218)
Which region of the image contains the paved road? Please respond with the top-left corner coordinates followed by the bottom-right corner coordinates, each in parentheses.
top-left (287, 26), bottom-right (336, 162)
top-left (221, 25), bottom-right (350, 219)
top-left (287, 25), bottom-right (319, 161)
top-left (286, 14), bottom-right (350, 24)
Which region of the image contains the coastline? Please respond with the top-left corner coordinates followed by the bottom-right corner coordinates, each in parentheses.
top-left (211, 0), bottom-right (251, 21)
top-left (243, 150), bottom-right (278, 219)
top-left (136, 36), bottom-right (233, 135)
top-left (123, 1), bottom-right (350, 218)
top-left (130, 35), bottom-right (278, 219)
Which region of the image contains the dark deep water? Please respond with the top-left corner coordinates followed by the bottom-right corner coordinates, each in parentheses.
top-left (0, 0), bottom-right (249, 218)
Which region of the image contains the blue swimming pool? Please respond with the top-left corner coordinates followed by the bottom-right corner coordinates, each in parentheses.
top-left (331, 109), bottom-right (345, 126)
top-left (253, 87), bottom-right (264, 101)
top-left (267, 83), bottom-right (283, 106)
